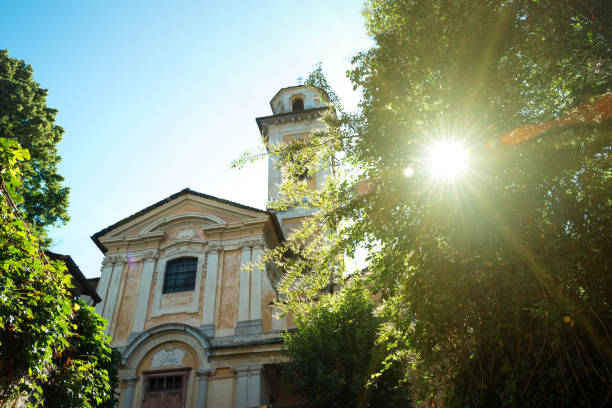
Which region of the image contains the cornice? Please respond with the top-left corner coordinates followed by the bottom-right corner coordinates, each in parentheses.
top-left (256, 106), bottom-right (328, 139)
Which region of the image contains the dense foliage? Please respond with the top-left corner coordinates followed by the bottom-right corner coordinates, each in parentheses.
top-left (243, 1), bottom-right (611, 406)
top-left (41, 300), bottom-right (118, 408)
top-left (0, 138), bottom-right (73, 405)
top-left (284, 286), bottom-right (411, 408)
top-left (0, 139), bottom-right (115, 407)
top-left (0, 49), bottom-right (69, 237)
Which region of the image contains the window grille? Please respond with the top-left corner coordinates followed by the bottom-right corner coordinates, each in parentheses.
top-left (162, 257), bottom-right (197, 294)
top-left (147, 375), bottom-right (183, 391)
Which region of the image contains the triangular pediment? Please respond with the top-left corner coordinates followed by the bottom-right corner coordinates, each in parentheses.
top-left (91, 189), bottom-right (280, 252)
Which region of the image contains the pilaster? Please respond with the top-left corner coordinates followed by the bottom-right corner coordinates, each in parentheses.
top-left (102, 255), bottom-right (125, 334)
top-left (120, 376), bottom-right (138, 408)
top-left (196, 369), bottom-right (213, 408)
top-left (237, 245), bottom-right (251, 322)
top-left (95, 258), bottom-right (114, 315)
top-left (202, 244), bottom-right (220, 332)
top-left (249, 242), bottom-right (264, 321)
top-left (246, 365), bottom-right (264, 408)
top-left (132, 251), bottom-right (157, 333)
top-left (234, 366), bottom-right (249, 408)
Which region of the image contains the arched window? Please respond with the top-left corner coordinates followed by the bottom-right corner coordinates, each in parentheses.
top-left (163, 257), bottom-right (197, 294)
top-left (292, 97), bottom-right (304, 111)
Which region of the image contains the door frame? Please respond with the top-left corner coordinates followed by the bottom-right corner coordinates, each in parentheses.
top-left (141, 367), bottom-right (191, 407)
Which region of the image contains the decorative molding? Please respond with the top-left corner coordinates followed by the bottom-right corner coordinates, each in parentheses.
top-left (102, 253), bottom-right (126, 265)
top-left (246, 239), bottom-right (265, 249)
top-left (232, 366), bottom-right (250, 377)
top-left (99, 232), bottom-right (165, 248)
top-left (121, 323), bottom-right (211, 366)
top-left (120, 375), bottom-right (139, 385)
top-left (159, 241), bottom-right (205, 255)
top-left (174, 225), bottom-right (198, 241)
top-left (151, 344), bottom-right (186, 368)
top-left (248, 364), bottom-right (264, 374)
top-left (140, 212), bottom-right (227, 235)
top-left (142, 251), bottom-right (158, 261)
top-left (151, 249), bottom-right (205, 317)
top-left (205, 242), bottom-right (221, 254)
top-left (196, 368), bottom-right (215, 378)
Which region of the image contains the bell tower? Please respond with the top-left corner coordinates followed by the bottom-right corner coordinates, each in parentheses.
top-left (256, 85), bottom-right (332, 236)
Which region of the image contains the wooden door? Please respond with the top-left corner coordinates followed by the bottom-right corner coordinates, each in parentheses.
top-left (141, 368), bottom-right (190, 408)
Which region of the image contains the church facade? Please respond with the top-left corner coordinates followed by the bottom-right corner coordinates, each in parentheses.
top-left (91, 85), bottom-right (329, 408)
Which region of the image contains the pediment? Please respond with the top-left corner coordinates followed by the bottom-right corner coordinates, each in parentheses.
top-left (93, 189), bottom-right (273, 250)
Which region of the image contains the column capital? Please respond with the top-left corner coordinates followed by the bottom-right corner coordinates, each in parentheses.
top-left (142, 251), bottom-right (158, 261)
top-left (248, 364), bottom-right (264, 375)
top-left (121, 375), bottom-right (139, 386)
top-left (246, 239), bottom-right (265, 250)
top-left (196, 368), bottom-right (214, 378)
top-left (232, 366), bottom-right (250, 377)
top-left (108, 253), bottom-right (127, 265)
top-left (205, 243), bottom-right (221, 254)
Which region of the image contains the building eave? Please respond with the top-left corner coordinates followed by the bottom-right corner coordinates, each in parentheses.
top-left (46, 251), bottom-right (102, 304)
top-left (91, 188), bottom-right (285, 254)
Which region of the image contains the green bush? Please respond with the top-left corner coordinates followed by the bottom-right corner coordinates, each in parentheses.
top-left (284, 286), bottom-right (411, 408)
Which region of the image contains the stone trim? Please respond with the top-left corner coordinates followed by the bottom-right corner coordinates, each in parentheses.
top-left (132, 252), bottom-right (158, 332)
top-left (121, 323), bottom-right (211, 366)
top-left (151, 249), bottom-right (205, 317)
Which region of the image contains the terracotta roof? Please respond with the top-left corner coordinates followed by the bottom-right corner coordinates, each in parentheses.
top-left (91, 188), bottom-right (284, 254)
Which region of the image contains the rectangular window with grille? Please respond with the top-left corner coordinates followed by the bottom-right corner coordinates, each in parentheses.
top-left (162, 257), bottom-right (197, 294)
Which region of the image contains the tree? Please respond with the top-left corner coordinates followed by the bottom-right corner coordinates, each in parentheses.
top-left (284, 285), bottom-right (411, 408)
top-left (252, 1), bottom-right (611, 406)
top-left (40, 300), bottom-right (119, 408)
top-left (0, 138), bottom-right (72, 405)
top-left (0, 49), bottom-right (69, 237)
top-left (1, 138), bottom-right (117, 407)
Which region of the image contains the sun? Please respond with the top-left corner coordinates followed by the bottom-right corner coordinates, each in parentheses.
top-left (427, 141), bottom-right (470, 179)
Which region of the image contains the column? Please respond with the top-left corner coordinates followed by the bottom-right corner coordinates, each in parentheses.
top-left (247, 365), bottom-right (264, 408)
top-left (132, 252), bottom-right (157, 333)
top-left (237, 245), bottom-right (251, 322)
top-left (121, 376), bottom-right (138, 408)
top-left (196, 369), bottom-right (212, 408)
top-left (102, 256), bottom-right (125, 334)
top-left (94, 258), bottom-right (113, 315)
top-left (234, 367), bottom-right (249, 408)
top-left (249, 243), bottom-right (264, 321)
top-left (202, 246), bottom-right (220, 331)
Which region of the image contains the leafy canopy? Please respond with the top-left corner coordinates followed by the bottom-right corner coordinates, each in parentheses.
top-left (247, 1), bottom-right (611, 407)
top-left (0, 49), bottom-right (69, 237)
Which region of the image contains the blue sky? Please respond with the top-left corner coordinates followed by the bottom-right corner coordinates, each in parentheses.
top-left (1, 1), bottom-right (372, 277)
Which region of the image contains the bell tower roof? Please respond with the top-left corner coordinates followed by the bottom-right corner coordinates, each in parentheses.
top-left (267, 84), bottom-right (328, 115)
top-left (268, 84), bottom-right (329, 112)
top-left (256, 85), bottom-right (330, 138)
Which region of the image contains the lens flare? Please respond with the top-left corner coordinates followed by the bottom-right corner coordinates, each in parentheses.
top-left (427, 142), bottom-right (469, 179)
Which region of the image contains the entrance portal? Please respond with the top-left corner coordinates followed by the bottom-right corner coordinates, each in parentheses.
top-left (141, 368), bottom-right (190, 408)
